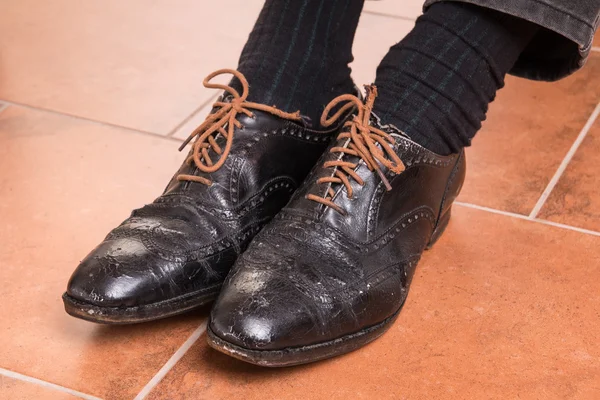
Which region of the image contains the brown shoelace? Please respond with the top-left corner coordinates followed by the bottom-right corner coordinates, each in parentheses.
top-left (306, 86), bottom-right (405, 215)
top-left (177, 69), bottom-right (302, 185)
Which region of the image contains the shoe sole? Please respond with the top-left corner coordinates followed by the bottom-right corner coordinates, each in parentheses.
top-left (207, 207), bottom-right (454, 366)
top-left (62, 285), bottom-right (221, 325)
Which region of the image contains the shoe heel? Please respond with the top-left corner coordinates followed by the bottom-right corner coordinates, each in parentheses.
top-left (426, 208), bottom-right (451, 250)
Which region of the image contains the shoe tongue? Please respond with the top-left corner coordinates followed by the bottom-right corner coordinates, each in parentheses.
top-left (171, 93), bottom-right (237, 189)
top-left (198, 92), bottom-right (237, 156)
top-left (220, 92), bottom-right (234, 104)
top-left (311, 111), bottom-right (409, 200)
top-left (330, 111), bottom-right (408, 165)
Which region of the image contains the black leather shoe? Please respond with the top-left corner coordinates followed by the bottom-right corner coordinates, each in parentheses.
top-left (63, 69), bottom-right (349, 324)
top-left (207, 87), bottom-right (466, 366)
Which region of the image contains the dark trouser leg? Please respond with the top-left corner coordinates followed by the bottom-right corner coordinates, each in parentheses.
top-left (424, 0), bottom-right (600, 81)
top-left (372, 2), bottom-right (538, 155)
top-left (233, 0), bottom-right (365, 128)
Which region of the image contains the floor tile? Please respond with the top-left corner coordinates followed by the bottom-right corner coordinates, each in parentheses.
top-left (0, 106), bottom-right (207, 399)
top-left (0, 0), bottom-right (262, 134)
top-left (0, 375), bottom-right (82, 400)
top-left (459, 54), bottom-right (600, 215)
top-left (172, 94), bottom-right (219, 141)
top-left (147, 206), bottom-right (600, 400)
top-left (537, 115), bottom-right (600, 231)
top-left (363, 0), bottom-right (423, 20)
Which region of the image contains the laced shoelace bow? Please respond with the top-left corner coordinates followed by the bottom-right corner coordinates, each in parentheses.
top-left (306, 86), bottom-right (406, 215)
top-left (177, 69), bottom-right (302, 185)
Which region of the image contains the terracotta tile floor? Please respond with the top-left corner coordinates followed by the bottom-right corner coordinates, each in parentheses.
top-left (538, 113), bottom-right (600, 231)
top-left (146, 207), bottom-right (600, 400)
top-left (0, 375), bottom-right (82, 400)
top-left (1, 1), bottom-right (599, 399)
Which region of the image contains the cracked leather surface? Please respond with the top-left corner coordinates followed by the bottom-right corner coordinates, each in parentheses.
top-left (66, 108), bottom-right (343, 309)
top-left (210, 116), bottom-right (467, 350)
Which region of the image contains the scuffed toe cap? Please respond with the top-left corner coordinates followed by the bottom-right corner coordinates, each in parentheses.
top-left (210, 310), bottom-right (281, 350)
top-left (208, 263), bottom-right (326, 351)
top-left (66, 215), bottom-right (236, 309)
top-left (209, 297), bottom-right (320, 351)
top-left (208, 224), bottom-right (391, 352)
top-left (66, 238), bottom-right (155, 307)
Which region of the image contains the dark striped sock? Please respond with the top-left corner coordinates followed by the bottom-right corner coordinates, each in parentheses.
top-left (233, 0), bottom-right (365, 127)
top-left (373, 2), bottom-right (538, 155)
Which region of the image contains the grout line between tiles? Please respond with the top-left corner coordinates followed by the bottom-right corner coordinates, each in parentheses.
top-left (528, 101), bottom-right (600, 219)
top-left (0, 99), bottom-right (184, 144)
top-left (531, 218), bottom-right (600, 237)
top-left (592, 47), bottom-right (600, 53)
top-left (455, 201), bottom-right (600, 237)
top-left (0, 367), bottom-right (102, 400)
top-left (455, 201), bottom-right (529, 220)
top-left (133, 320), bottom-right (208, 400)
top-left (363, 10), bottom-right (416, 22)
top-left (166, 93), bottom-right (219, 137)
top-left (0, 102), bottom-right (8, 114)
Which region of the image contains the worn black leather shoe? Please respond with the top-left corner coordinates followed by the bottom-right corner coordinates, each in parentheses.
top-left (207, 87), bottom-right (466, 366)
top-left (63, 69), bottom-right (349, 324)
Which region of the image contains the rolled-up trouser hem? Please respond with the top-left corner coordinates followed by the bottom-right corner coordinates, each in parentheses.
top-left (424, 0), bottom-right (600, 81)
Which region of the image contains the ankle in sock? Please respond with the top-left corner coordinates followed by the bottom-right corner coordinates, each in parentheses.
top-left (232, 0), bottom-right (365, 128)
top-left (373, 2), bottom-right (538, 155)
